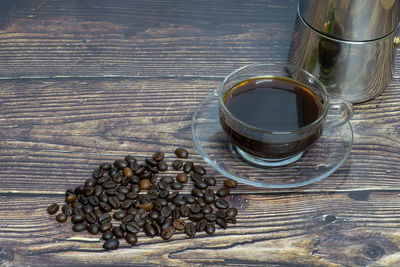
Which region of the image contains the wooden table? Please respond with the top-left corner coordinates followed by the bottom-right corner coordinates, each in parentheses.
top-left (1, 0), bottom-right (400, 266)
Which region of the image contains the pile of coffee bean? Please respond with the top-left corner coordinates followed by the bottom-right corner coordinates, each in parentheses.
top-left (47, 148), bottom-right (238, 250)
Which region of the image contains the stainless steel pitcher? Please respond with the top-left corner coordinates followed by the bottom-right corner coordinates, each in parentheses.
top-left (288, 0), bottom-right (399, 103)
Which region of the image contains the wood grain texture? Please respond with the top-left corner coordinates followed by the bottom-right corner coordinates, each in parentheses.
top-left (0, 0), bottom-right (297, 79)
top-left (0, 78), bottom-right (399, 193)
top-left (1, 193), bottom-right (400, 266)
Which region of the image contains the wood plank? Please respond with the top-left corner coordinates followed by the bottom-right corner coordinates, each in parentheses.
top-left (0, 78), bottom-right (399, 193)
top-left (0, 0), bottom-right (297, 79)
top-left (1, 192), bottom-right (400, 266)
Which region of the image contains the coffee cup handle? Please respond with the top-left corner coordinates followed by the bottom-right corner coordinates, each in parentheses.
top-left (325, 99), bottom-right (354, 129)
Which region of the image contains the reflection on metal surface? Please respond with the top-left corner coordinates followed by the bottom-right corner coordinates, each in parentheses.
top-left (289, 0), bottom-right (399, 103)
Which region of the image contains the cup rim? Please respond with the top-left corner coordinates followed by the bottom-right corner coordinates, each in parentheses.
top-left (218, 63), bottom-right (330, 134)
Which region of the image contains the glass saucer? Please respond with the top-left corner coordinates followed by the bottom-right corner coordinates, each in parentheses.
top-left (191, 90), bottom-right (353, 189)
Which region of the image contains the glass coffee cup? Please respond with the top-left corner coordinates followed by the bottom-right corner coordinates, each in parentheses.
top-left (218, 63), bottom-right (353, 167)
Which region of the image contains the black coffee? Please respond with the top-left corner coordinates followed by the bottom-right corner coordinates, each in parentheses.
top-left (220, 77), bottom-right (323, 159)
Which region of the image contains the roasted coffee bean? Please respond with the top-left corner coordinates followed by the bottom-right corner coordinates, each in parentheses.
top-left (139, 179), bottom-right (151, 190)
top-left (116, 192), bottom-right (126, 202)
top-left (190, 173), bottom-right (203, 183)
top-left (185, 222), bottom-right (196, 237)
top-left (176, 173), bottom-right (188, 183)
top-left (204, 177), bottom-right (216, 186)
top-left (92, 168), bottom-right (103, 179)
top-left (82, 204), bottom-right (94, 214)
top-left (103, 238), bottom-right (119, 250)
top-left (72, 223), bottom-right (86, 232)
top-left (122, 214), bottom-right (134, 223)
top-left (151, 221), bottom-right (161, 235)
top-left (162, 176), bottom-right (174, 184)
top-left (144, 224), bottom-right (156, 237)
top-left (157, 214), bottom-right (166, 225)
top-left (99, 214), bottom-right (111, 224)
top-left (196, 197), bottom-right (206, 207)
top-left (66, 189), bottom-right (75, 197)
top-left (71, 214), bottom-right (86, 224)
top-left (85, 178), bottom-right (97, 187)
top-left (215, 199), bottom-right (229, 210)
top-left (127, 207), bottom-right (138, 216)
top-left (161, 226), bottom-right (175, 240)
top-left (134, 166), bottom-right (146, 176)
top-left (112, 172), bottom-right (123, 183)
top-left (183, 161), bottom-right (194, 174)
top-left (205, 223), bottom-right (215, 234)
top-left (190, 203), bottom-right (201, 214)
top-left (65, 194), bottom-right (77, 204)
top-left (114, 159), bottom-right (128, 170)
top-left (201, 205), bottom-right (213, 214)
top-left (130, 175), bottom-right (140, 184)
top-left (171, 182), bottom-right (183, 190)
top-left (157, 179), bottom-right (167, 191)
top-left (191, 188), bottom-right (204, 198)
top-left (56, 213), bottom-right (67, 223)
top-left (123, 167), bottom-right (134, 178)
top-left (100, 162), bottom-right (111, 171)
top-left (77, 195), bottom-right (89, 205)
top-left (125, 155), bottom-right (137, 164)
top-left (113, 210), bottom-right (127, 221)
top-left (117, 185), bottom-right (129, 194)
top-left (102, 231), bottom-right (114, 240)
top-left (204, 213), bottom-right (217, 222)
top-left (196, 218), bottom-right (207, 232)
top-left (99, 194), bottom-right (108, 203)
top-left (84, 186), bottom-right (95, 197)
top-left (180, 205), bottom-right (190, 217)
top-left (47, 203), bottom-right (59, 215)
top-left (175, 147), bottom-right (189, 158)
top-left (100, 222), bottom-right (113, 232)
top-left (216, 187), bottom-right (230, 198)
top-left (99, 202), bottom-right (112, 212)
top-left (121, 175), bottom-right (129, 186)
top-left (94, 209), bottom-right (103, 219)
top-left (216, 217), bottom-right (227, 229)
top-left (120, 222), bottom-right (127, 232)
top-left (189, 213), bottom-right (203, 222)
top-left (173, 219), bottom-right (186, 231)
top-left (145, 157), bottom-right (158, 167)
top-left (167, 191), bottom-right (179, 202)
top-left (112, 226), bottom-right (125, 239)
top-left (85, 212), bottom-right (97, 224)
top-left (225, 216), bottom-right (237, 224)
top-left (224, 179), bottom-right (238, 188)
top-left (126, 221), bottom-right (140, 234)
top-left (125, 233), bottom-right (138, 245)
top-left (184, 195), bottom-right (196, 204)
top-left (152, 151), bottom-right (164, 161)
top-left (130, 184), bottom-right (141, 194)
top-left (103, 180), bottom-right (117, 189)
top-left (139, 201), bottom-right (153, 211)
top-left (193, 165), bottom-right (206, 176)
top-left (157, 161), bottom-right (168, 172)
top-left (161, 218), bottom-right (172, 230)
top-left (141, 170), bottom-right (154, 179)
top-left (62, 204), bottom-right (73, 217)
top-left (88, 195), bottom-right (100, 207)
top-left (121, 199), bottom-right (133, 210)
top-left (109, 166), bottom-right (119, 177)
top-left (194, 180), bottom-right (208, 190)
top-left (226, 207), bottom-right (238, 217)
top-left (108, 196), bottom-right (121, 209)
top-left (158, 198), bottom-right (168, 207)
top-left (203, 189), bottom-right (215, 204)
top-left (94, 185), bottom-right (103, 197)
top-left (173, 195), bottom-right (186, 206)
top-left (126, 192), bottom-right (138, 200)
top-left (97, 175), bottom-right (110, 184)
top-left (148, 211), bottom-right (160, 221)
top-left (172, 160), bottom-right (183, 170)
top-left (160, 206), bottom-right (172, 218)
top-left (87, 224), bottom-right (99, 235)
top-left (73, 207), bottom-right (84, 216)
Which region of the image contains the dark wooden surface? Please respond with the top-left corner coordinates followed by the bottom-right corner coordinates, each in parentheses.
top-left (1, 0), bottom-right (400, 266)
